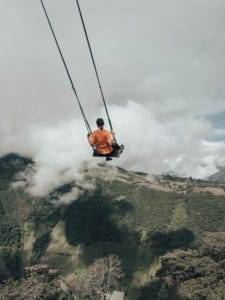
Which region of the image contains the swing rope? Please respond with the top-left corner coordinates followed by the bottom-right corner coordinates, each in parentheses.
top-left (75, 0), bottom-right (114, 133)
top-left (40, 0), bottom-right (92, 134)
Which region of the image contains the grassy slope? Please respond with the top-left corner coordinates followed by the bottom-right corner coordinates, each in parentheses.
top-left (1, 155), bottom-right (225, 298)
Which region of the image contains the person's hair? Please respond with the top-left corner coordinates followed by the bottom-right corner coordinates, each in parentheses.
top-left (96, 118), bottom-right (104, 129)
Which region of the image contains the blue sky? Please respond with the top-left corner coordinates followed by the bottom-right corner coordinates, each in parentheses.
top-left (209, 111), bottom-right (225, 129)
top-left (208, 111), bottom-right (225, 142)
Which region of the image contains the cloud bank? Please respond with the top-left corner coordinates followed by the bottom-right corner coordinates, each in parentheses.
top-left (5, 100), bottom-right (225, 197)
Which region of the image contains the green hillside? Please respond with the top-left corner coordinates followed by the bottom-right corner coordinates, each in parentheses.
top-left (1, 154), bottom-right (225, 299)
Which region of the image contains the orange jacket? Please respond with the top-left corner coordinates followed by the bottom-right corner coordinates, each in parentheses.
top-left (88, 129), bottom-right (113, 154)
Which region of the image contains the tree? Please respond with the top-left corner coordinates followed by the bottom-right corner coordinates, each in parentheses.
top-left (73, 255), bottom-right (124, 299)
top-left (154, 232), bottom-right (225, 299)
top-left (202, 231), bottom-right (225, 261)
top-left (0, 265), bottom-right (67, 300)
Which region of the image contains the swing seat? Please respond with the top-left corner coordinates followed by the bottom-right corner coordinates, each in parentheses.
top-left (110, 144), bottom-right (124, 157)
top-left (93, 144), bottom-right (124, 159)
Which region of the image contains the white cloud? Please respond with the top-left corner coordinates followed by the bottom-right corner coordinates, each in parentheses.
top-left (53, 187), bottom-right (81, 206)
top-left (6, 100), bottom-right (225, 197)
top-left (108, 101), bottom-right (225, 178)
top-left (25, 120), bottom-right (91, 196)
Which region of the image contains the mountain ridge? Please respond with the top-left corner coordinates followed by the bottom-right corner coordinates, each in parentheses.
top-left (208, 166), bottom-right (225, 183)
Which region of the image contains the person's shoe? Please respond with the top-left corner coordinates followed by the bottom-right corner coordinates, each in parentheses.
top-left (120, 145), bottom-right (124, 152)
top-left (117, 145), bottom-right (124, 157)
top-left (106, 157), bottom-right (112, 161)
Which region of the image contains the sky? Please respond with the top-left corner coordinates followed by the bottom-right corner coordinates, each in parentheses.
top-left (0, 0), bottom-right (225, 195)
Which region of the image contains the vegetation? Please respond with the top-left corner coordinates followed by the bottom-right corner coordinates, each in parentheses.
top-left (1, 154), bottom-right (225, 299)
top-left (154, 232), bottom-right (225, 299)
top-left (0, 182), bottom-right (24, 281)
top-left (0, 265), bottom-right (66, 300)
top-left (0, 153), bottom-right (32, 180)
top-left (150, 228), bottom-right (195, 256)
top-left (71, 255), bottom-right (124, 299)
top-left (0, 154), bottom-right (59, 280)
top-left (132, 232), bottom-right (225, 299)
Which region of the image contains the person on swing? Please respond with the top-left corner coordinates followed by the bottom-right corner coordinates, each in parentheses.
top-left (87, 118), bottom-right (124, 161)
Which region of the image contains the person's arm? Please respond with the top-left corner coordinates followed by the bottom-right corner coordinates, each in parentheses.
top-left (110, 130), bottom-right (115, 141)
top-left (88, 133), bottom-right (96, 146)
top-left (107, 130), bottom-right (114, 146)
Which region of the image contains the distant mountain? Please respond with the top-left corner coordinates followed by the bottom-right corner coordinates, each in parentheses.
top-left (0, 153), bottom-right (32, 179)
top-left (1, 154), bottom-right (225, 299)
top-left (208, 166), bottom-right (225, 183)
